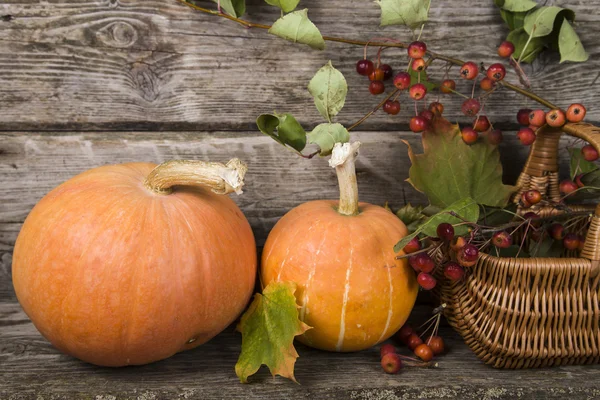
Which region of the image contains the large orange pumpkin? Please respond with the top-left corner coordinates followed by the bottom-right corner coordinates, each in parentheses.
top-left (262, 142), bottom-right (418, 352)
top-left (12, 159), bottom-right (256, 366)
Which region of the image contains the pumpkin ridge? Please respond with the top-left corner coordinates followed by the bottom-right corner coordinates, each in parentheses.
top-left (335, 222), bottom-right (355, 351)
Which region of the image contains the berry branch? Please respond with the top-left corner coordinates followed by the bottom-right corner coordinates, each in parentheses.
top-left (177, 0), bottom-right (557, 111)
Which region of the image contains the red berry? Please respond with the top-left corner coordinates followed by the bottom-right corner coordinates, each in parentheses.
top-left (397, 324), bottom-right (414, 343)
top-left (487, 63), bottom-right (506, 82)
top-left (545, 109), bottom-right (566, 128)
top-left (480, 77), bottom-right (495, 92)
top-left (582, 145), bottom-right (599, 161)
top-left (473, 115), bottom-right (491, 132)
top-left (575, 174), bottom-right (585, 188)
top-left (369, 81), bottom-right (385, 95)
top-left (524, 189), bottom-right (542, 205)
top-left (429, 102), bottom-right (444, 114)
top-left (437, 222), bottom-right (455, 241)
top-left (529, 109), bottom-right (546, 127)
top-left (461, 98), bottom-right (481, 117)
top-left (566, 103), bottom-right (586, 123)
top-left (381, 353), bottom-right (403, 374)
top-left (559, 179), bottom-right (578, 195)
top-left (403, 237), bottom-right (421, 254)
top-left (549, 223), bottom-right (565, 241)
top-left (356, 59), bottom-right (374, 76)
top-left (426, 336), bottom-right (445, 355)
top-left (369, 68), bottom-right (385, 82)
top-left (520, 192), bottom-right (532, 208)
top-left (409, 83), bottom-right (427, 100)
top-left (380, 343), bottom-right (396, 358)
top-left (440, 79), bottom-right (456, 94)
top-left (414, 343), bottom-right (434, 361)
top-left (498, 41), bottom-right (515, 58)
top-left (461, 244), bottom-right (479, 262)
top-left (393, 72), bottom-right (411, 90)
top-left (460, 61), bottom-right (479, 80)
top-left (517, 127), bottom-right (536, 146)
top-left (409, 252), bottom-right (435, 273)
top-left (492, 231), bottom-right (512, 248)
top-left (451, 236), bottom-right (467, 252)
top-left (396, 324), bottom-right (415, 344)
top-left (419, 109), bottom-right (434, 121)
top-left (578, 236), bottom-right (586, 251)
top-left (461, 126), bottom-right (479, 145)
top-left (411, 58), bottom-right (426, 72)
top-left (410, 116), bottom-right (428, 133)
top-left (443, 262), bottom-right (465, 281)
top-left (383, 100), bottom-right (401, 115)
top-left (488, 129), bottom-right (503, 145)
top-left (406, 333), bottom-right (423, 350)
top-left (380, 64), bottom-right (393, 81)
top-left (517, 109), bottom-right (532, 126)
top-left (563, 233), bottom-right (580, 250)
top-left (408, 41), bottom-right (427, 59)
top-left (417, 272), bottom-right (437, 290)
top-left (523, 212), bottom-right (541, 228)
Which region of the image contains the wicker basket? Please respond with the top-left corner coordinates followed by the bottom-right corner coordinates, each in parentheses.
top-left (436, 122), bottom-right (600, 369)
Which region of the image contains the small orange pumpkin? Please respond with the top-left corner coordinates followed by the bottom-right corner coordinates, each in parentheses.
top-left (12, 159), bottom-right (256, 366)
top-left (262, 142), bottom-right (417, 351)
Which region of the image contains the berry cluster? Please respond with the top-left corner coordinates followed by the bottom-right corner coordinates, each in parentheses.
top-left (356, 39), bottom-right (591, 151)
top-left (379, 318), bottom-right (446, 374)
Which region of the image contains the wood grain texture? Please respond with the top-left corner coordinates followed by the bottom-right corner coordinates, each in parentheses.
top-left (0, 0), bottom-right (598, 131)
top-left (0, 130), bottom-right (545, 302)
top-left (1, 302), bottom-right (600, 399)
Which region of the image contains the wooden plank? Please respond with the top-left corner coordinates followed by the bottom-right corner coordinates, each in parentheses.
top-left (1, 302), bottom-right (599, 399)
top-left (0, 130), bottom-right (540, 301)
top-left (0, 0), bottom-right (598, 130)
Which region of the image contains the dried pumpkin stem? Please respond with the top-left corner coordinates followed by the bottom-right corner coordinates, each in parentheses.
top-left (144, 158), bottom-right (248, 195)
top-left (330, 142), bottom-right (361, 216)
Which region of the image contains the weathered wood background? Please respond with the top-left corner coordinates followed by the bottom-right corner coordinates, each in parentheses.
top-left (1, 0), bottom-right (600, 398)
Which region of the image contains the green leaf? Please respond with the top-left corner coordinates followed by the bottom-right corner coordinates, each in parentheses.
top-left (235, 281), bottom-right (311, 383)
top-left (264, 0), bottom-right (300, 13)
top-left (506, 28), bottom-right (546, 63)
top-left (396, 203), bottom-right (426, 226)
top-left (405, 117), bottom-right (517, 209)
top-left (569, 148), bottom-right (598, 179)
top-left (500, 0), bottom-right (538, 12)
top-left (257, 113), bottom-right (306, 153)
top-left (529, 236), bottom-right (563, 258)
top-left (394, 198), bottom-right (480, 253)
top-left (308, 123), bottom-right (350, 156)
top-left (494, 245), bottom-right (530, 258)
top-left (408, 68), bottom-right (436, 92)
top-left (308, 61), bottom-right (348, 123)
top-left (376, 0), bottom-right (431, 29)
top-left (210, 0), bottom-right (246, 17)
top-left (268, 9), bottom-right (325, 50)
top-left (499, 10), bottom-right (528, 31)
top-left (479, 204), bottom-right (518, 227)
top-left (524, 6), bottom-right (574, 38)
top-left (558, 19), bottom-right (589, 63)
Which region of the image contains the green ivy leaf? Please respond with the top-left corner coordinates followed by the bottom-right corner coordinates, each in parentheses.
top-left (268, 9), bottom-right (325, 50)
top-left (498, 0), bottom-right (538, 12)
top-left (308, 123), bottom-right (350, 156)
top-left (210, 0), bottom-right (246, 17)
top-left (404, 117), bottom-right (517, 209)
top-left (264, 0), bottom-right (300, 13)
top-left (376, 0), bottom-right (431, 29)
top-left (235, 281), bottom-right (311, 383)
top-left (308, 61), bottom-right (348, 123)
top-left (506, 28), bottom-right (546, 63)
top-left (569, 148), bottom-right (598, 179)
top-left (257, 113), bottom-right (306, 153)
top-left (396, 203), bottom-right (426, 227)
top-left (559, 19), bottom-right (589, 63)
top-left (498, 9), bottom-right (528, 31)
top-left (394, 197), bottom-right (480, 253)
top-left (408, 68), bottom-right (436, 92)
top-left (524, 6), bottom-right (574, 38)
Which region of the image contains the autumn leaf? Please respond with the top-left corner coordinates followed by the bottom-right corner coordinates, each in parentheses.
top-left (235, 281), bottom-right (311, 383)
top-left (404, 116), bottom-right (516, 209)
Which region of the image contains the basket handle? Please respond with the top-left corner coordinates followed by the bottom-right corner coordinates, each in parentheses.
top-left (561, 122), bottom-right (600, 264)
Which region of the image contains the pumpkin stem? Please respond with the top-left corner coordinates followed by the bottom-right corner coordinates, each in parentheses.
top-left (330, 142), bottom-right (361, 216)
top-left (144, 158), bottom-right (248, 195)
